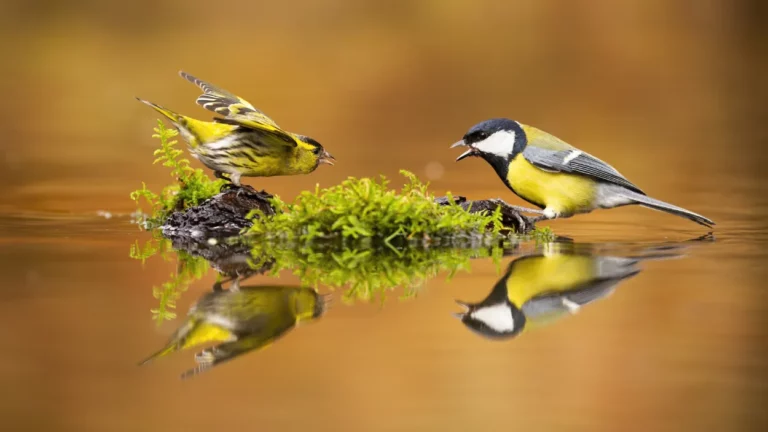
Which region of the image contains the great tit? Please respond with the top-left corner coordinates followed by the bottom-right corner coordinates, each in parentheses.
top-left (137, 71), bottom-right (335, 186)
top-left (454, 248), bottom-right (645, 340)
top-left (139, 285), bottom-right (329, 379)
top-left (451, 119), bottom-right (714, 227)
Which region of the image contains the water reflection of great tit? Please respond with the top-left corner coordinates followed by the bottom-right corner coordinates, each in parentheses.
top-left (139, 285), bottom-right (329, 378)
top-left (454, 251), bottom-right (648, 340)
top-left (451, 119), bottom-right (714, 227)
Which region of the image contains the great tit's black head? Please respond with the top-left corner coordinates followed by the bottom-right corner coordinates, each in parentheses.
top-left (451, 118), bottom-right (526, 163)
top-left (298, 135), bottom-right (335, 166)
top-left (453, 299), bottom-right (526, 340)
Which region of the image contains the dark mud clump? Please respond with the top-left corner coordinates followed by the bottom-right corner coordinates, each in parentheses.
top-left (162, 186), bottom-right (275, 240)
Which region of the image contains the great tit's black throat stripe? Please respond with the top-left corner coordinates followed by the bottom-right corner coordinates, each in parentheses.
top-left (483, 153), bottom-right (547, 209)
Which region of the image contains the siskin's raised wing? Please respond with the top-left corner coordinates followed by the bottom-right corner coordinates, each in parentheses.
top-left (179, 71), bottom-right (282, 130)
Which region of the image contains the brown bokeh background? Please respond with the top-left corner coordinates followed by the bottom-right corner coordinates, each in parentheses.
top-left (1, 0), bottom-right (766, 215)
top-left (1, 1), bottom-right (767, 432)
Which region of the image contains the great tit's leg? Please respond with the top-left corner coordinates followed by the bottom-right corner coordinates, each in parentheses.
top-left (490, 198), bottom-right (544, 215)
top-left (230, 276), bottom-right (241, 292)
top-left (532, 208), bottom-right (559, 222)
top-left (507, 205), bottom-right (545, 215)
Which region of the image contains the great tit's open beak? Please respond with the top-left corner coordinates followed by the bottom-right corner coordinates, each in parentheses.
top-left (450, 139), bottom-right (477, 161)
top-left (452, 299), bottom-right (471, 319)
top-left (319, 150), bottom-right (335, 166)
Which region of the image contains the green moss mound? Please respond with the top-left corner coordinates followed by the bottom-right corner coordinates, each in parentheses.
top-left (247, 171), bottom-right (505, 243)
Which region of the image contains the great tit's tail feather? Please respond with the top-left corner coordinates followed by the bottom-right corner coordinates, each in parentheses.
top-left (621, 190), bottom-right (715, 228)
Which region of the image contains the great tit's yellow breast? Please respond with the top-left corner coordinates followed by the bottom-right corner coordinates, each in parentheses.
top-left (506, 155), bottom-right (597, 215)
top-left (505, 255), bottom-right (597, 307)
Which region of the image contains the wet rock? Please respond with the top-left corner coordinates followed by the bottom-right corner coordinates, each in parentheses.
top-left (161, 185), bottom-right (535, 246)
top-left (434, 195), bottom-right (536, 234)
top-left (161, 185), bottom-right (275, 240)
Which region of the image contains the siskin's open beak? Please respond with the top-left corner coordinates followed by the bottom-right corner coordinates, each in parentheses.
top-left (450, 139), bottom-right (477, 161)
top-left (319, 150), bottom-right (336, 166)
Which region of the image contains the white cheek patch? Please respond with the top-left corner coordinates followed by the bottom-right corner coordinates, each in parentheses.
top-left (470, 303), bottom-right (515, 333)
top-left (474, 130), bottom-right (516, 157)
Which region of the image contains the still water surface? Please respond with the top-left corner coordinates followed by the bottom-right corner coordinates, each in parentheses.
top-left (1, 193), bottom-right (766, 431)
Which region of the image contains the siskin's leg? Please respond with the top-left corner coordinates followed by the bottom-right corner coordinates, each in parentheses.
top-left (230, 276), bottom-right (241, 292)
top-left (229, 172), bottom-right (242, 186)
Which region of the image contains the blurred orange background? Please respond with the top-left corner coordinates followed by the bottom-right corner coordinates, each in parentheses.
top-left (1, 1), bottom-right (767, 432)
top-left (1, 0), bottom-right (765, 218)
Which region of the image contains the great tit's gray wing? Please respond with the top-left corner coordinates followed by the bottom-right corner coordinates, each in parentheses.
top-left (522, 146), bottom-right (645, 195)
top-left (520, 276), bottom-right (630, 318)
top-left (521, 253), bottom-right (642, 318)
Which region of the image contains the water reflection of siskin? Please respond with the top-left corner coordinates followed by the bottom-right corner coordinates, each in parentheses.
top-left (139, 285), bottom-right (330, 379)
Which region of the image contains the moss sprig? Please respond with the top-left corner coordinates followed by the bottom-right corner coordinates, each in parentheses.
top-left (247, 170), bottom-right (505, 244)
top-left (130, 120), bottom-right (225, 228)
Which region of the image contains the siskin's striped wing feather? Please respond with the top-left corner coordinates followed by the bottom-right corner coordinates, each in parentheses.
top-left (179, 71), bottom-right (281, 129)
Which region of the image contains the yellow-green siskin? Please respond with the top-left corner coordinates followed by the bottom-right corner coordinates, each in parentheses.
top-left (137, 71), bottom-right (335, 185)
top-left (139, 285), bottom-right (330, 379)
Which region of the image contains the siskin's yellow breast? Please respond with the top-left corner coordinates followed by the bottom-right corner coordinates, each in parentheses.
top-left (506, 155), bottom-right (597, 216)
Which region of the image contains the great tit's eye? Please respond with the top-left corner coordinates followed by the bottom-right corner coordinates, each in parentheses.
top-left (465, 131), bottom-right (488, 143)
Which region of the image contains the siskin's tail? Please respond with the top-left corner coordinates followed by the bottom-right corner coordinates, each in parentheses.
top-left (137, 342), bottom-right (180, 366)
top-left (136, 97), bottom-right (182, 124)
top-left (621, 189), bottom-right (715, 228)
top-left (136, 97), bottom-right (202, 148)
top-left (136, 97), bottom-right (236, 148)
top-left (137, 319), bottom-right (197, 366)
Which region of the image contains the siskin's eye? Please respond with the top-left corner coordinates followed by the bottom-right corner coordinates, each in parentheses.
top-left (312, 147), bottom-right (322, 155)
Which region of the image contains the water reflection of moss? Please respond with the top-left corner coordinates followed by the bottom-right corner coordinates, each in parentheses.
top-left (131, 232), bottom-right (512, 319)
top-left (249, 243), bottom-right (506, 304)
top-left (129, 236), bottom-right (211, 324)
